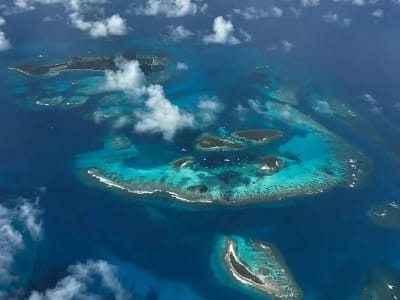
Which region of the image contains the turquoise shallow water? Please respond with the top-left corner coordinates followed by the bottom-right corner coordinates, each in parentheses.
top-left (1, 12), bottom-right (400, 300)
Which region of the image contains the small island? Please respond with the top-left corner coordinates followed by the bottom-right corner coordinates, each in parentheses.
top-left (232, 129), bottom-right (283, 144)
top-left (258, 156), bottom-right (283, 173)
top-left (368, 201), bottom-right (400, 230)
top-left (171, 157), bottom-right (194, 168)
top-left (9, 50), bottom-right (167, 77)
top-left (196, 135), bottom-right (245, 151)
top-left (213, 236), bottom-right (303, 300)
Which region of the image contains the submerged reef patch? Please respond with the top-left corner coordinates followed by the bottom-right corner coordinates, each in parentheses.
top-left (368, 201), bottom-right (400, 230)
top-left (360, 267), bottom-right (400, 300)
top-left (212, 235), bottom-right (302, 300)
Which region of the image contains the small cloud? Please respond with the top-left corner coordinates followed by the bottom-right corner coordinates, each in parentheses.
top-left (301, 0), bottom-right (320, 7)
top-left (0, 16), bottom-right (6, 26)
top-left (239, 28), bottom-right (252, 42)
top-left (248, 98), bottom-right (264, 114)
top-left (203, 16), bottom-right (241, 45)
top-left (324, 12), bottom-right (339, 23)
top-left (0, 198), bottom-right (42, 288)
top-left (372, 8), bottom-right (384, 18)
top-left (197, 95), bottom-right (223, 126)
top-left (0, 31), bottom-right (11, 51)
top-left (313, 100), bottom-right (333, 114)
top-left (27, 260), bottom-right (129, 300)
top-left (370, 105), bottom-right (382, 114)
top-left (235, 104), bottom-right (248, 121)
top-left (101, 57), bottom-right (146, 96)
top-left (233, 7), bottom-right (269, 20)
top-left (112, 115), bottom-right (131, 129)
top-left (134, 85), bottom-right (195, 140)
top-left (135, 0), bottom-right (207, 18)
top-left (176, 61), bottom-right (189, 70)
top-left (343, 17), bottom-right (352, 26)
top-left (362, 93), bottom-right (378, 104)
top-left (166, 25), bottom-right (193, 42)
top-left (43, 14), bottom-right (63, 22)
top-left (69, 13), bottom-right (128, 38)
top-left (233, 6), bottom-right (282, 20)
top-left (290, 6), bottom-right (302, 18)
top-left (281, 40), bottom-right (294, 52)
top-left (270, 6), bottom-right (283, 17)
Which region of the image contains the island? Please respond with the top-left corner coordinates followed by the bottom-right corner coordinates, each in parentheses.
top-left (368, 201), bottom-right (400, 230)
top-left (212, 235), bottom-right (303, 300)
top-left (9, 50), bottom-right (167, 76)
top-left (171, 157), bottom-right (194, 168)
top-left (258, 156), bottom-right (283, 173)
top-left (196, 135), bottom-right (245, 151)
top-left (232, 129), bottom-right (283, 144)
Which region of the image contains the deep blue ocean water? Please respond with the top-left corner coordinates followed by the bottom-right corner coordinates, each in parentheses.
top-left (1, 1), bottom-right (400, 299)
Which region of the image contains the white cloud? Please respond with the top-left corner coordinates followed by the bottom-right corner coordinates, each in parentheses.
top-left (0, 16), bottom-right (6, 26)
top-left (362, 93), bottom-right (378, 104)
top-left (134, 84), bottom-right (195, 140)
top-left (197, 95), bottom-right (223, 126)
top-left (270, 6), bottom-right (283, 17)
top-left (28, 260), bottom-right (129, 300)
top-left (324, 12), bottom-right (339, 23)
top-left (343, 17), bottom-right (352, 26)
top-left (233, 6), bottom-right (282, 20)
top-left (166, 25), bottom-right (193, 42)
top-left (248, 98), bottom-right (264, 114)
top-left (100, 58), bottom-right (194, 140)
top-left (135, 0), bottom-right (207, 18)
top-left (313, 100), bottom-right (333, 114)
top-left (235, 104), bottom-right (248, 121)
top-left (101, 57), bottom-right (146, 96)
top-left (112, 115), bottom-right (131, 129)
top-left (0, 198), bottom-right (42, 287)
top-left (203, 16), bottom-right (240, 45)
top-left (0, 31), bottom-right (11, 51)
top-left (69, 13), bottom-right (128, 38)
top-left (8, 0), bottom-right (125, 38)
top-left (281, 40), bottom-right (294, 52)
top-left (233, 7), bottom-right (269, 20)
top-left (301, 0), bottom-right (320, 7)
top-left (239, 28), bottom-right (252, 42)
top-left (176, 61), bottom-right (189, 70)
top-left (372, 8), bottom-right (384, 18)
top-left (370, 105), bottom-right (382, 114)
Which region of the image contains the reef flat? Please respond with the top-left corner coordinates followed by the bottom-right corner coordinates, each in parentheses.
top-left (368, 201), bottom-right (400, 230)
top-left (9, 50), bottom-right (166, 77)
top-left (196, 135), bottom-right (245, 151)
top-left (212, 235), bottom-right (302, 300)
top-left (76, 97), bottom-right (370, 206)
top-left (232, 129), bottom-right (283, 144)
top-left (360, 267), bottom-right (400, 300)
